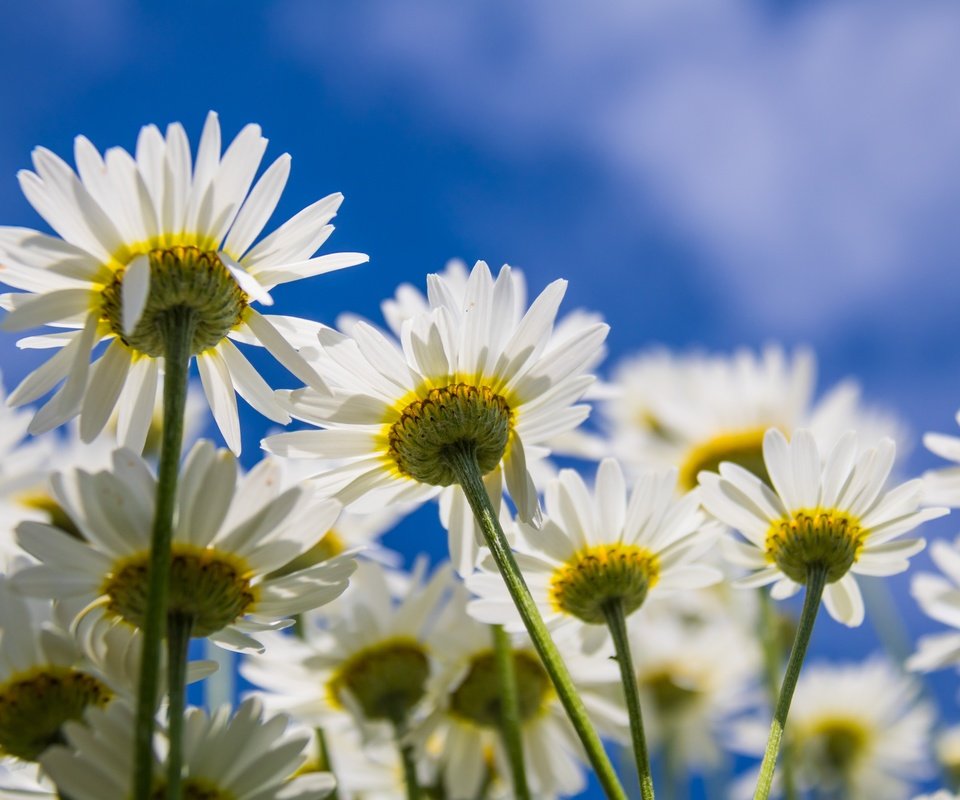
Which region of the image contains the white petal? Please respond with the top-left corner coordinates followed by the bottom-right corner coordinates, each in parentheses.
top-left (121, 255), bottom-right (150, 336)
top-left (197, 349), bottom-right (241, 454)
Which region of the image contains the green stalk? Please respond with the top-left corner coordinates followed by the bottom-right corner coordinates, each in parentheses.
top-left (393, 718), bottom-right (423, 800)
top-left (133, 307), bottom-right (196, 800)
top-left (490, 624), bottom-right (530, 800)
top-left (444, 444), bottom-right (628, 800)
top-left (753, 567), bottom-right (827, 800)
top-left (602, 598), bottom-right (654, 800)
top-left (166, 613), bottom-right (193, 800)
top-left (757, 590), bottom-right (797, 800)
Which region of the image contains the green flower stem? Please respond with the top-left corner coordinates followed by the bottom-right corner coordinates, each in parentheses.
top-left (314, 727), bottom-right (341, 800)
top-left (602, 597), bottom-right (654, 800)
top-left (490, 623), bottom-right (531, 800)
top-left (757, 590), bottom-right (797, 800)
top-left (753, 566), bottom-right (828, 800)
top-left (133, 306), bottom-right (196, 800)
top-left (166, 613), bottom-right (193, 800)
top-left (393, 718), bottom-right (423, 800)
top-left (444, 443), bottom-right (628, 800)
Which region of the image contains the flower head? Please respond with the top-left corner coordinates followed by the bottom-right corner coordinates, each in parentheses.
top-left (0, 112), bottom-right (367, 452)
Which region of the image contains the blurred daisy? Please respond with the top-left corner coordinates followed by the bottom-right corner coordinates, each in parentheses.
top-left (265, 261), bottom-right (608, 573)
top-left (299, 724), bottom-right (406, 800)
top-left (732, 659), bottom-right (934, 799)
top-left (908, 537), bottom-right (960, 673)
top-left (41, 697), bottom-right (335, 800)
top-left (0, 111), bottom-right (367, 453)
top-left (602, 345), bottom-right (906, 489)
top-left (12, 442), bottom-right (355, 652)
top-left (934, 725), bottom-right (960, 792)
top-left (420, 586), bottom-right (627, 799)
top-left (699, 428), bottom-right (946, 626)
top-left (922, 412), bottom-right (960, 505)
top-left (466, 459), bottom-right (721, 642)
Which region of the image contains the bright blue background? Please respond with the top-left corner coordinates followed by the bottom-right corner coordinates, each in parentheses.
top-left (4, 2), bottom-right (960, 796)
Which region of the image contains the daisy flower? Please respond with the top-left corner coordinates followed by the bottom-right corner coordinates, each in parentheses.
top-left (265, 260), bottom-right (608, 573)
top-left (699, 428), bottom-right (947, 626)
top-left (732, 659), bottom-right (934, 799)
top-left (41, 697), bottom-right (336, 800)
top-left (466, 459), bottom-right (721, 641)
top-left (12, 442), bottom-right (355, 652)
top-left (922, 412), bottom-right (960, 505)
top-left (602, 345), bottom-right (906, 489)
top-left (908, 536), bottom-right (960, 673)
top-left (0, 111), bottom-right (368, 453)
top-left (420, 585), bottom-right (627, 799)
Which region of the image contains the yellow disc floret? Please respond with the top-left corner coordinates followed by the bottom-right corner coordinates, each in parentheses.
top-left (449, 649), bottom-right (551, 728)
top-left (549, 544), bottom-right (660, 624)
top-left (801, 717), bottom-right (871, 781)
top-left (678, 427), bottom-right (769, 490)
top-left (765, 509), bottom-right (866, 584)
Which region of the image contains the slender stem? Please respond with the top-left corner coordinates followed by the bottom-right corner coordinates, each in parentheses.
top-left (602, 598), bottom-right (654, 800)
top-left (166, 613), bottom-right (193, 800)
top-left (444, 444), bottom-right (628, 800)
top-left (133, 307), bottom-right (196, 800)
top-left (471, 768), bottom-right (494, 800)
top-left (753, 566), bottom-right (827, 800)
top-left (757, 590), bottom-right (797, 800)
top-left (315, 727), bottom-right (341, 800)
top-left (393, 718), bottom-right (423, 800)
top-left (490, 624), bottom-right (530, 800)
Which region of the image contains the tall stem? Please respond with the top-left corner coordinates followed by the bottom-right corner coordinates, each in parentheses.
top-left (753, 567), bottom-right (827, 800)
top-left (133, 307), bottom-right (196, 800)
top-left (394, 718), bottom-right (423, 800)
top-left (757, 590), bottom-right (797, 800)
top-left (602, 598), bottom-right (654, 800)
top-left (444, 444), bottom-right (628, 800)
top-left (490, 624), bottom-right (530, 800)
top-left (166, 613), bottom-right (193, 800)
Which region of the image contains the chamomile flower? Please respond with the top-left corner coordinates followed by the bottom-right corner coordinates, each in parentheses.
top-left (699, 428), bottom-right (947, 626)
top-left (0, 111), bottom-right (367, 453)
top-left (908, 537), bottom-right (960, 673)
top-left (241, 560), bottom-right (452, 734)
top-left (41, 697), bottom-right (336, 800)
top-left (603, 345), bottom-right (906, 489)
top-left (732, 659), bottom-right (934, 799)
top-left (12, 442), bottom-right (355, 653)
top-left (265, 260), bottom-right (608, 574)
top-left (420, 586), bottom-right (627, 799)
top-left (466, 459), bottom-right (721, 641)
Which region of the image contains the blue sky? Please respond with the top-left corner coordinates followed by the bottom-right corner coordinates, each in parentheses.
top-left (3, 1), bottom-right (960, 796)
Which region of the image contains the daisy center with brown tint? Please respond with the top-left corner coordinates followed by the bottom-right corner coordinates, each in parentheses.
top-left (641, 670), bottom-right (700, 717)
top-left (678, 427), bottom-right (770, 490)
top-left (387, 383), bottom-right (513, 486)
top-left (449, 649), bottom-right (551, 728)
top-left (549, 544), bottom-right (660, 624)
top-left (0, 667), bottom-right (112, 761)
top-left (103, 544), bottom-right (257, 637)
top-left (100, 245), bottom-right (247, 358)
top-left (326, 638), bottom-right (430, 723)
top-left (806, 718), bottom-right (871, 779)
top-left (765, 509), bottom-right (866, 584)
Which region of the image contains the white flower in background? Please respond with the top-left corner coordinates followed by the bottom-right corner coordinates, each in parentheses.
top-left (466, 459), bottom-right (721, 644)
top-left (908, 537), bottom-right (960, 673)
top-left (299, 725), bottom-right (405, 800)
top-left (41, 697), bottom-right (336, 800)
top-left (922, 412), bottom-right (960, 505)
top-left (420, 585), bottom-right (627, 800)
top-left (602, 345), bottom-right (907, 489)
top-left (12, 442), bottom-right (355, 652)
top-left (0, 111), bottom-right (368, 453)
top-left (732, 659), bottom-right (934, 800)
top-left (700, 428), bottom-right (946, 626)
top-left (241, 560), bottom-right (452, 734)
top-left (935, 726), bottom-right (960, 792)
top-left (265, 260), bottom-right (608, 574)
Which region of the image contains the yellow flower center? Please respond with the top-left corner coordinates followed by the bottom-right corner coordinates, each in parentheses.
top-left (102, 544), bottom-right (257, 637)
top-left (449, 649), bottom-right (551, 728)
top-left (387, 384), bottom-right (513, 486)
top-left (549, 544), bottom-right (660, 624)
top-left (100, 245), bottom-right (247, 357)
top-left (0, 667), bottom-right (112, 761)
top-left (642, 670), bottom-right (701, 716)
top-left (765, 509), bottom-right (865, 584)
top-left (678, 427), bottom-right (769, 490)
top-left (327, 638), bottom-right (430, 722)
top-left (803, 717), bottom-right (871, 778)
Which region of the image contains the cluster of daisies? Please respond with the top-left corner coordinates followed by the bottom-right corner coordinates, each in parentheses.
top-left (1, 113), bottom-right (960, 800)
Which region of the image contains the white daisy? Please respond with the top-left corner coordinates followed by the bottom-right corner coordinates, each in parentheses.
top-left (699, 428), bottom-right (947, 626)
top-left (602, 345), bottom-right (907, 490)
top-left (922, 412), bottom-right (960, 505)
top-left (419, 585), bottom-right (627, 800)
top-left (41, 697), bottom-right (336, 800)
top-left (12, 441), bottom-right (355, 653)
top-left (466, 459), bottom-right (721, 643)
top-left (0, 111), bottom-right (367, 453)
top-left (732, 659), bottom-right (934, 800)
top-left (264, 260), bottom-right (608, 573)
top-left (908, 536), bottom-right (960, 673)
